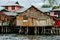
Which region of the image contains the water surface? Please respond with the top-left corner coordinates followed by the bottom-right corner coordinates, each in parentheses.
top-left (0, 34), bottom-right (60, 40)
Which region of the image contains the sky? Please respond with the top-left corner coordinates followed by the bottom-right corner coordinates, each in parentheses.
top-left (0, 0), bottom-right (49, 4)
top-left (0, 0), bottom-right (60, 6)
top-left (0, 0), bottom-right (50, 7)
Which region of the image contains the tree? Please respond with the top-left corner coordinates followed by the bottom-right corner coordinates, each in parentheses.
top-left (52, 6), bottom-right (60, 9)
top-left (42, 5), bottom-right (51, 8)
top-left (48, 0), bottom-right (56, 6)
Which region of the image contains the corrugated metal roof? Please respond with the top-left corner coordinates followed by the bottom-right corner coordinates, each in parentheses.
top-left (1, 5), bottom-right (52, 13)
top-left (53, 8), bottom-right (60, 11)
top-left (18, 6), bottom-right (52, 20)
top-left (16, 3), bottom-right (52, 13)
top-left (0, 0), bottom-right (51, 10)
top-left (0, 7), bottom-right (4, 10)
top-left (38, 7), bottom-right (52, 12)
top-left (0, 0), bottom-right (53, 16)
top-left (16, 6), bottom-right (31, 13)
top-left (3, 12), bottom-right (18, 16)
top-left (31, 5), bottom-right (52, 12)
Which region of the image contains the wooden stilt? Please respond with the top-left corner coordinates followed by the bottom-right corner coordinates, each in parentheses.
top-left (38, 27), bottom-right (39, 35)
top-left (51, 29), bottom-right (53, 35)
top-left (2, 27), bottom-right (3, 33)
top-left (19, 26), bottom-right (21, 34)
top-left (6, 26), bottom-right (8, 33)
top-left (58, 28), bottom-right (59, 35)
top-left (27, 27), bottom-right (28, 35)
top-left (44, 27), bottom-right (45, 34)
top-left (41, 27), bottom-right (43, 34)
top-left (35, 27), bottom-right (37, 35)
top-left (2, 21), bottom-right (3, 33)
top-left (58, 28), bottom-right (60, 34)
top-left (59, 28), bottom-right (60, 34)
top-left (52, 27), bottom-right (55, 34)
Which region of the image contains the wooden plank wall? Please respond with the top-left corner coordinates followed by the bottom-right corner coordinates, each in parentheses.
top-left (16, 16), bottom-right (32, 26)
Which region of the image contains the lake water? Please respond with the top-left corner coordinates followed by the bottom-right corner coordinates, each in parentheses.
top-left (0, 34), bottom-right (60, 40)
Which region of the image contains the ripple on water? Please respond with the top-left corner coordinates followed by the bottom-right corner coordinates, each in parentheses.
top-left (0, 34), bottom-right (60, 40)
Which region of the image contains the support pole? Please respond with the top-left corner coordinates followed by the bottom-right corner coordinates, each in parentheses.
top-left (38, 27), bottom-right (39, 35)
top-left (27, 27), bottom-right (28, 35)
top-left (19, 26), bottom-right (21, 34)
top-left (59, 28), bottom-right (60, 35)
top-left (44, 27), bottom-right (45, 35)
top-left (42, 27), bottom-right (43, 34)
top-left (2, 27), bottom-right (3, 33)
top-left (35, 27), bottom-right (37, 35)
top-left (6, 26), bottom-right (7, 33)
top-left (2, 21), bottom-right (3, 34)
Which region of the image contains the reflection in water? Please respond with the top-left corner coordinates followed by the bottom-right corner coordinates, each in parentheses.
top-left (0, 34), bottom-right (60, 40)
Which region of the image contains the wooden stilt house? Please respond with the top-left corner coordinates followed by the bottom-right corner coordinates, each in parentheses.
top-left (50, 7), bottom-right (60, 27)
top-left (0, 1), bottom-right (23, 26)
top-left (16, 6), bottom-right (54, 26)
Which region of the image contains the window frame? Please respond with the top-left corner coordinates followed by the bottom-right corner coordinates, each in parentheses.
top-left (54, 11), bottom-right (58, 15)
top-left (12, 6), bottom-right (15, 10)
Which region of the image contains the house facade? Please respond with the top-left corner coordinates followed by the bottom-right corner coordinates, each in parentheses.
top-left (16, 6), bottom-right (53, 26)
top-left (2, 2), bottom-right (22, 12)
top-left (50, 10), bottom-right (58, 17)
top-left (0, 11), bottom-right (13, 26)
top-left (50, 8), bottom-right (60, 27)
top-left (0, 1), bottom-right (54, 27)
top-left (54, 19), bottom-right (60, 27)
top-left (0, 1), bottom-right (23, 26)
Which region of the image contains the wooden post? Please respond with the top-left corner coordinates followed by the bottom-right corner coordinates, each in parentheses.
top-left (27, 27), bottom-right (28, 35)
top-left (59, 28), bottom-right (60, 34)
top-left (50, 27), bottom-right (52, 34)
top-left (2, 21), bottom-right (3, 33)
top-left (19, 26), bottom-right (21, 34)
top-left (35, 27), bottom-right (37, 35)
top-left (6, 26), bottom-right (7, 33)
top-left (42, 27), bottom-right (43, 34)
top-left (5, 16), bottom-right (8, 33)
top-left (38, 27), bottom-right (39, 35)
top-left (44, 27), bottom-right (45, 35)
top-left (59, 28), bottom-right (60, 35)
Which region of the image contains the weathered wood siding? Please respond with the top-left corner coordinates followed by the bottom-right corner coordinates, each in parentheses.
top-left (32, 18), bottom-right (53, 26)
top-left (16, 6), bottom-right (53, 26)
top-left (16, 16), bottom-right (32, 26)
top-left (16, 16), bottom-right (23, 26)
top-left (23, 18), bottom-right (32, 26)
